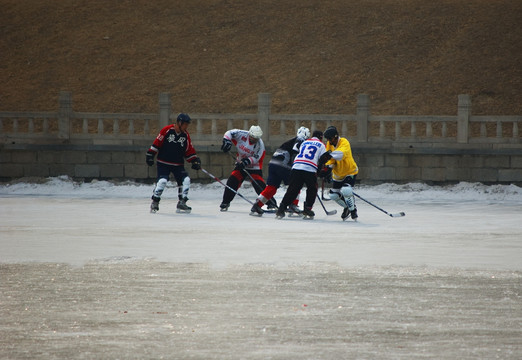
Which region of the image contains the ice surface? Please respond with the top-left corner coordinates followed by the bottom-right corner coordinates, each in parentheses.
top-left (1, 177), bottom-right (521, 359)
top-left (1, 177), bottom-right (521, 270)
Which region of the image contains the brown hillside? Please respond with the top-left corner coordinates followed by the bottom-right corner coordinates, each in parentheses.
top-left (1, 0), bottom-right (521, 115)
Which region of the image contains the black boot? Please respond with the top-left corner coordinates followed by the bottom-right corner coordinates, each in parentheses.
top-left (219, 202), bottom-right (230, 212)
top-left (150, 196), bottom-right (160, 213)
top-left (177, 197), bottom-right (192, 212)
top-left (275, 207), bottom-right (286, 219)
top-left (302, 207), bottom-right (315, 219)
top-left (250, 202), bottom-right (264, 216)
top-left (341, 206), bottom-right (351, 221)
top-left (288, 203), bottom-right (302, 215)
top-left (350, 206), bottom-right (358, 220)
top-left (267, 198), bottom-right (278, 210)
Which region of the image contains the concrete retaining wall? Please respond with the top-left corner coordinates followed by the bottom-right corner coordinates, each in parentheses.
top-left (1, 144), bottom-right (521, 185)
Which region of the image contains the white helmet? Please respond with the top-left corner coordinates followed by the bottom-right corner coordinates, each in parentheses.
top-left (296, 126), bottom-right (311, 141)
top-left (248, 125), bottom-right (263, 139)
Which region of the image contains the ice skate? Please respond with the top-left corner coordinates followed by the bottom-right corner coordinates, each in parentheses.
top-left (287, 203), bottom-right (303, 217)
top-left (150, 196), bottom-right (160, 213)
top-left (275, 208), bottom-right (285, 219)
top-left (350, 206), bottom-right (358, 221)
top-left (176, 197), bottom-right (192, 213)
top-left (341, 206), bottom-right (350, 221)
top-left (302, 207), bottom-right (315, 220)
top-left (249, 202), bottom-right (264, 217)
top-left (267, 199), bottom-right (278, 210)
top-left (219, 202), bottom-right (230, 212)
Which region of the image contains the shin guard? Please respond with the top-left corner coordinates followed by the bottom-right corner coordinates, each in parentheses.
top-left (329, 189), bottom-right (347, 209)
top-left (153, 178), bottom-right (168, 198)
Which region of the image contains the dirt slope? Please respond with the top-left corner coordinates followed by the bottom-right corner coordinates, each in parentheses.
top-left (1, 0), bottom-right (521, 115)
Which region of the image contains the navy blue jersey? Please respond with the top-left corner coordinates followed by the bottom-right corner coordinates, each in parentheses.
top-left (269, 137), bottom-right (303, 169)
top-left (148, 124), bottom-right (197, 166)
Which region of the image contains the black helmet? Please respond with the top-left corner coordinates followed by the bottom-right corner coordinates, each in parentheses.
top-left (177, 113), bottom-right (191, 124)
top-left (312, 130), bottom-right (323, 141)
top-left (323, 126), bottom-right (338, 141)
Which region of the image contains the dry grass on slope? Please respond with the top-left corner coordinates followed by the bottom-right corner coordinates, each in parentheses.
top-left (1, 0), bottom-right (521, 115)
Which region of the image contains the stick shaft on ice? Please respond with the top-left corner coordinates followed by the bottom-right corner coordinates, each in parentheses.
top-left (353, 192), bottom-right (405, 218)
top-left (316, 194), bottom-right (337, 216)
top-left (201, 168), bottom-right (255, 206)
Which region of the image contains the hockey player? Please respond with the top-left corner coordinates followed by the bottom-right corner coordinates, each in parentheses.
top-left (275, 131), bottom-right (329, 220)
top-left (320, 125), bottom-right (359, 221)
top-left (250, 126), bottom-right (311, 216)
top-left (146, 113), bottom-right (201, 213)
top-left (219, 125), bottom-right (267, 211)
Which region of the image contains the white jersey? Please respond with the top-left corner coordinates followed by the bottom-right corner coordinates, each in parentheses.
top-left (224, 129), bottom-right (266, 170)
top-left (292, 137), bottom-right (326, 173)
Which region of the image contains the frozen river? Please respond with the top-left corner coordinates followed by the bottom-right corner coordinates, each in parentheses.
top-left (1, 178), bottom-right (521, 359)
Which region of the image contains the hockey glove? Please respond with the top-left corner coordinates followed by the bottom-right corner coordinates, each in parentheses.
top-left (146, 152), bottom-right (155, 166)
top-left (319, 151), bottom-right (332, 163)
top-left (221, 138), bottom-right (232, 153)
top-left (318, 166), bottom-right (332, 182)
top-left (235, 158), bottom-right (251, 170)
top-left (191, 157), bottom-right (202, 170)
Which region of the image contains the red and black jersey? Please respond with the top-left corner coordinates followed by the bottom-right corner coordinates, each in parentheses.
top-left (148, 124), bottom-right (197, 166)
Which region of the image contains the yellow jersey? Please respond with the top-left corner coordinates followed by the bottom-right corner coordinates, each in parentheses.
top-left (325, 137), bottom-right (358, 180)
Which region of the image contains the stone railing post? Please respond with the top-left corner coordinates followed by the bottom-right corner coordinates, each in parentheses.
top-left (457, 94), bottom-right (471, 143)
top-left (356, 94), bottom-right (370, 142)
top-left (58, 91), bottom-right (72, 139)
top-left (159, 92), bottom-right (171, 128)
top-left (257, 93), bottom-right (271, 142)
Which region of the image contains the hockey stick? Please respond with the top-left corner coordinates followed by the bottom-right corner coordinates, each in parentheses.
top-left (228, 153), bottom-right (279, 210)
top-left (316, 194), bottom-right (337, 216)
top-left (201, 168), bottom-right (255, 207)
top-left (353, 192), bottom-right (405, 218)
top-left (228, 153), bottom-right (264, 191)
top-left (241, 167), bottom-right (280, 210)
top-left (321, 179), bottom-right (331, 201)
